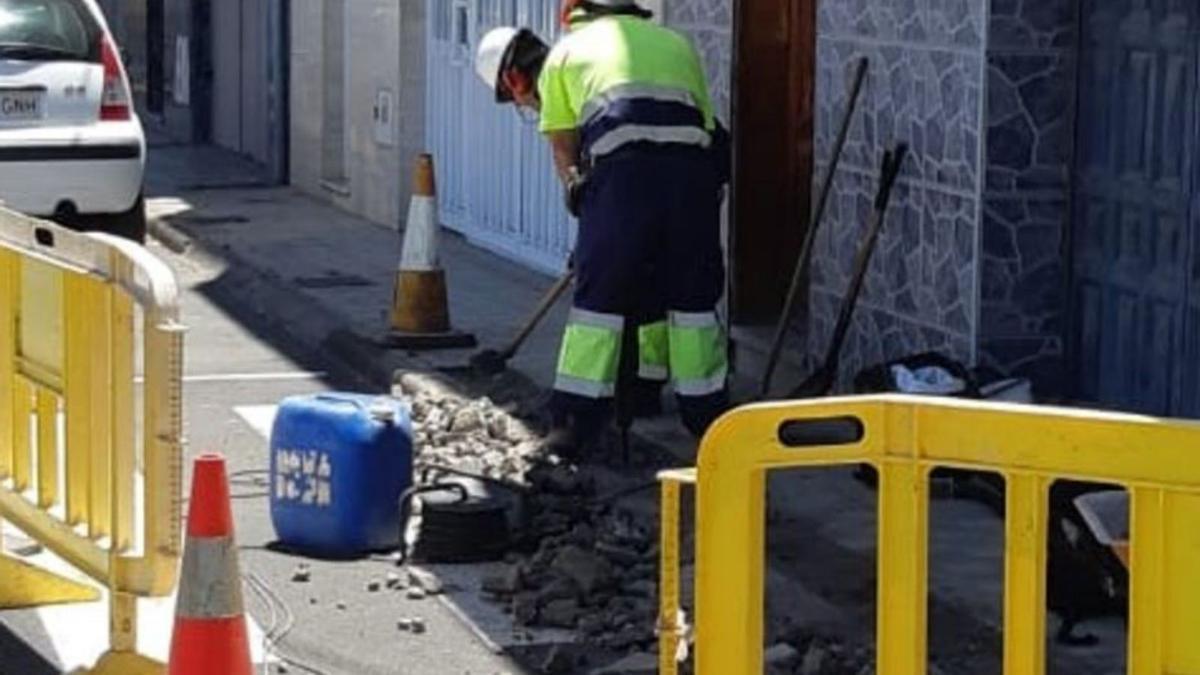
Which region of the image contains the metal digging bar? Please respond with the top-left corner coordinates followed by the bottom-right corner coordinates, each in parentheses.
top-left (789, 142), bottom-right (909, 399)
top-left (759, 57), bottom-right (869, 399)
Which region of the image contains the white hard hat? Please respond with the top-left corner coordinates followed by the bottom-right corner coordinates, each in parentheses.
top-left (476, 27), bottom-right (521, 102)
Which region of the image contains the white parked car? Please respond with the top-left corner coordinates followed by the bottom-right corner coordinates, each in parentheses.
top-left (0, 0), bottom-right (144, 240)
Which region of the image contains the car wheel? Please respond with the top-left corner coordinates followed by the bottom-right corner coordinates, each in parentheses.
top-left (66, 196), bottom-right (147, 243)
top-left (107, 195), bottom-right (147, 243)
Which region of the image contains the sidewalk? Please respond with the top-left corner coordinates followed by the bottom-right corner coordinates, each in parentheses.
top-left (144, 142), bottom-right (1127, 675)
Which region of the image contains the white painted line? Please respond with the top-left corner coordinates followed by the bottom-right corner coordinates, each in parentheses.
top-left (234, 405), bottom-right (278, 440)
top-left (1, 522), bottom-right (275, 669)
top-left (136, 372), bottom-right (326, 384)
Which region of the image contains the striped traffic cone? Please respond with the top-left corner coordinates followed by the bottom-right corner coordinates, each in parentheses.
top-left (168, 454), bottom-right (252, 675)
top-left (385, 153), bottom-right (476, 350)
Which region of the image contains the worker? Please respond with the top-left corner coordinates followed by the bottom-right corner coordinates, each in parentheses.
top-left (475, 1), bottom-right (729, 456)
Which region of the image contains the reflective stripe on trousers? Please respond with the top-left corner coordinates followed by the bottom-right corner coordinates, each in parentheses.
top-left (555, 307), bottom-right (624, 399)
top-left (668, 311), bottom-right (727, 397)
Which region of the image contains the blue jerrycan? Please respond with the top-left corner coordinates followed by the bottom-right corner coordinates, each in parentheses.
top-left (269, 393), bottom-right (413, 556)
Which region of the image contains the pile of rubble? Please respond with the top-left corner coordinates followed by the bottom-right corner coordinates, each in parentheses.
top-left (401, 381), bottom-right (667, 670)
top-left (483, 465), bottom-right (660, 651)
top-left (762, 637), bottom-right (875, 675)
top-left (398, 379), bottom-right (930, 674)
top-left (408, 392), bottom-right (545, 485)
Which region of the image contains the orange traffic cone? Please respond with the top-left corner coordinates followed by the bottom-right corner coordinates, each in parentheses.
top-left (385, 153), bottom-right (476, 350)
top-left (169, 454), bottom-right (253, 675)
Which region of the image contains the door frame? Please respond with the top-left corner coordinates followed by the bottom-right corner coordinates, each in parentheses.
top-left (146, 0), bottom-right (164, 114)
top-left (190, 0), bottom-right (212, 143)
top-left (728, 0), bottom-right (816, 324)
top-left (1181, 36), bottom-right (1200, 413)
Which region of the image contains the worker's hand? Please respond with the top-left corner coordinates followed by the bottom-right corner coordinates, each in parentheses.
top-left (564, 166), bottom-right (588, 218)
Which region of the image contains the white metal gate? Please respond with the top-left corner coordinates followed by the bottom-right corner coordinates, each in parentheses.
top-left (212, 0), bottom-right (270, 166)
top-left (426, 0), bottom-right (573, 274)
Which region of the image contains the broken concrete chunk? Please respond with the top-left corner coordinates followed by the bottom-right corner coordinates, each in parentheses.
top-left (578, 613), bottom-right (608, 637)
top-left (764, 642), bottom-right (800, 667)
top-left (596, 541), bottom-right (641, 567)
top-left (335, 600), bottom-right (347, 611)
top-left (450, 407), bottom-right (485, 433)
top-left (565, 523), bottom-right (596, 547)
top-left (593, 651), bottom-right (658, 675)
top-left (407, 567), bottom-right (444, 595)
top-left (487, 415), bottom-right (509, 441)
top-left (539, 598), bottom-right (581, 629)
top-left (406, 587), bottom-right (427, 601)
top-left (627, 580), bottom-right (656, 599)
top-left (799, 643), bottom-right (827, 675)
top-left (534, 576), bottom-right (578, 606)
top-left (482, 565), bottom-right (522, 596)
top-left (410, 617), bottom-right (427, 634)
top-left (385, 572), bottom-right (404, 589)
top-left (290, 564), bottom-right (312, 583)
top-left (397, 618), bottom-right (413, 632)
top-left (512, 592), bottom-right (539, 626)
top-left (540, 645), bottom-right (575, 675)
top-left (552, 546), bottom-right (613, 595)
top-left (366, 580), bottom-right (382, 593)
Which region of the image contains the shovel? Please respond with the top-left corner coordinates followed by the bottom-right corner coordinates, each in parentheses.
top-left (460, 268), bottom-right (575, 376)
top-left (790, 143), bottom-right (908, 399)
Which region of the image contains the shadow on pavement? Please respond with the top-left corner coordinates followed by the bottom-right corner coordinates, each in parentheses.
top-left (0, 620), bottom-right (59, 675)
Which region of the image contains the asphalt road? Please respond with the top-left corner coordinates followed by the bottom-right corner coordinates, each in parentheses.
top-left (0, 240), bottom-right (526, 675)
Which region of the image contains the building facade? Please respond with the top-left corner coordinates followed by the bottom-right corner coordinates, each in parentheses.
top-left (434, 0), bottom-right (1198, 416)
top-left (109, 0), bottom-right (288, 181)
top-left (808, 0), bottom-right (1199, 417)
top-left (289, 0), bottom-right (427, 227)
top-left (124, 0), bottom-right (1196, 416)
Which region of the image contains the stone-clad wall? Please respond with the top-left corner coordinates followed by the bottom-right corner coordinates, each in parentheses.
top-left (808, 0), bottom-right (987, 385)
top-left (665, 0), bottom-right (1080, 394)
top-left (665, 0), bottom-right (733, 120)
top-left (978, 0), bottom-right (1078, 390)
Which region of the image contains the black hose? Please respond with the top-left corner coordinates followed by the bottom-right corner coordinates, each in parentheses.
top-left (397, 482), bottom-right (511, 565)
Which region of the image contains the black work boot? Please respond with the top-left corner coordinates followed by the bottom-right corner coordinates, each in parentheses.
top-left (540, 410), bottom-right (607, 464)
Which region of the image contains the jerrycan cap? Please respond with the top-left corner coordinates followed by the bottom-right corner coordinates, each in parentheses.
top-left (368, 400), bottom-right (396, 424)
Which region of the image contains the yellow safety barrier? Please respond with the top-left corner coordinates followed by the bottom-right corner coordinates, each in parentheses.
top-left (658, 395), bottom-right (1200, 675)
top-left (0, 211), bottom-right (185, 674)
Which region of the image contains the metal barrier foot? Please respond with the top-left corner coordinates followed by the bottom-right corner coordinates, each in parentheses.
top-left (0, 555), bottom-right (99, 608)
top-left (83, 651), bottom-right (165, 675)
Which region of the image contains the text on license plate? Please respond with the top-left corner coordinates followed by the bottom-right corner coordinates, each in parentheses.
top-left (0, 91), bottom-right (44, 120)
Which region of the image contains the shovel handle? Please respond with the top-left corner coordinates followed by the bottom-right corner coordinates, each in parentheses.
top-left (875, 143), bottom-right (909, 209)
top-left (499, 269), bottom-right (575, 359)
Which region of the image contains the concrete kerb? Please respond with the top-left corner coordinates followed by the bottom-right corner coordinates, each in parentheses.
top-left (146, 212), bottom-right (192, 255)
top-left (147, 209), bottom-right (695, 466)
top-left (147, 214), bottom-right (407, 388)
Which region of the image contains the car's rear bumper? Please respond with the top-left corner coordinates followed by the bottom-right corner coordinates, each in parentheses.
top-left (0, 120), bottom-right (145, 216)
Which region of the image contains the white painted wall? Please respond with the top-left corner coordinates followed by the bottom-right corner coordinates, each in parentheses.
top-left (291, 0), bottom-right (423, 229)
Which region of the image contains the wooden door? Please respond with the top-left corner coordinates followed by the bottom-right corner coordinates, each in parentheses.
top-left (729, 0), bottom-right (816, 323)
top-left (1072, 0), bottom-right (1199, 414)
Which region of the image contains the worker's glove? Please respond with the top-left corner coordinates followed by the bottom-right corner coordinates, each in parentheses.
top-left (564, 167), bottom-right (588, 218)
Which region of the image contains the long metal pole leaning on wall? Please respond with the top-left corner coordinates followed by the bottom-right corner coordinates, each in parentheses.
top-left (660, 395), bottom-right (1200, 675)
top-left (0, 210), bottom-right (185, 674)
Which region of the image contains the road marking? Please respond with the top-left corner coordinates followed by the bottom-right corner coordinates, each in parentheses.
top-left (136, 371), bottom-right (327, 384)
top-left (234, 405), bottom-right (278, 439)
top-left (1, 522), bottom-right (275, 669)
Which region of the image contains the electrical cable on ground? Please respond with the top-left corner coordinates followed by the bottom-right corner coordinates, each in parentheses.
top-left (244, 571), bottom-right (330, 675)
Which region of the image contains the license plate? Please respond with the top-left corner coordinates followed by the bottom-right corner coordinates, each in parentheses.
top-left (0, 89), bottom-right (44, 121)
